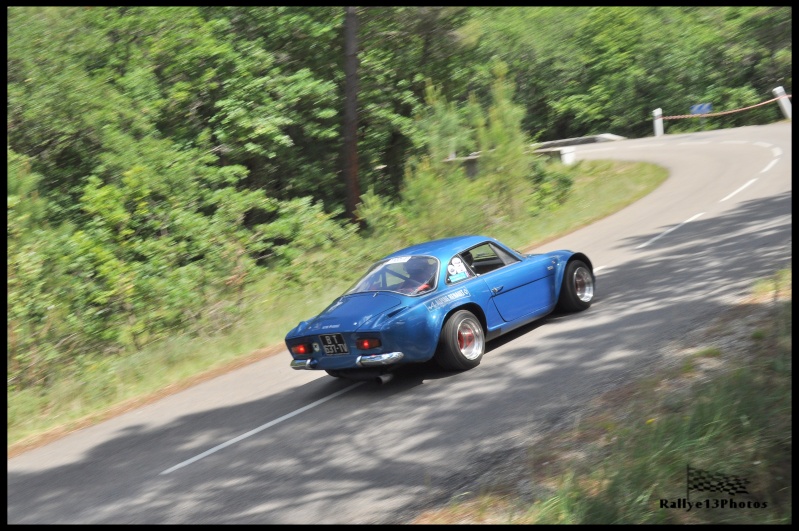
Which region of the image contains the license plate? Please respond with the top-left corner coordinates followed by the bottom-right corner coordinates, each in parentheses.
top-left (320, 333), bottom-right (348, 355)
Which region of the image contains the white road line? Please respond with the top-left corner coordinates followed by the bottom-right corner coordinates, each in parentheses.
top-left (771, 147), bottom-right (783, 157)
top-left (721, 140), bottom-right (748, 144)
top-left (754, 141), bottom-right (772, 148)
top-left (635, 213), bottom-right (705, 250)
top-left (160, 382), bottom-right (365, 475)
top-left (593, 266), bottom-right (606, 274)
top-left (720, 179), bottom-right (757, 202)
top-left (761, 158), bottom-right (779, 174)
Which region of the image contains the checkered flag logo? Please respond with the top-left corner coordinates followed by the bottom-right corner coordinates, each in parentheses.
top-left (687, 465), bottom-right (750, 497)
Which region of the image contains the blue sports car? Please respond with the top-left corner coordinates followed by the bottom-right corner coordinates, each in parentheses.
top-left (285, 235), bottom-right (594, 383)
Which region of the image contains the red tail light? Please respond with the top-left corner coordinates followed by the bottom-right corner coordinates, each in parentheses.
top-left (356, 338), bottom-right (381, 350)
top-left (291, 343), bottom-right (312, 355)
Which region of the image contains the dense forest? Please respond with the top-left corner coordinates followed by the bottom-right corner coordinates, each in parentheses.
top-left (7, 7), bottom-right (792, 392)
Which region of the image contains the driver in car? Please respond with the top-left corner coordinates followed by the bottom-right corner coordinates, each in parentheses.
top-left (398, 258), bottom-right (437, 294)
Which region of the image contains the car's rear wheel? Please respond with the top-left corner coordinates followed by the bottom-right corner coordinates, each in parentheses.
top-left (556, 259), bottom-right (595, 312)
top-left (435, 310), bottom-right (485, 371)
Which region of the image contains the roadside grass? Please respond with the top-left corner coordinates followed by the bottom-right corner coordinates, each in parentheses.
top-left (497, 160), bottom-right (664, 252)
top-left (414, 268), bottom-right (792, 524)
top-left (8, 159), bottom-right (667, 452)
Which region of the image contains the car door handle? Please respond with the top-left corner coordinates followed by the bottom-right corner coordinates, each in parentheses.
top-left (491, 285), bottom-right (504, 294)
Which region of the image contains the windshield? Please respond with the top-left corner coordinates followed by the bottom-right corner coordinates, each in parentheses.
top-left (345, 255), bottom-right (439, 296)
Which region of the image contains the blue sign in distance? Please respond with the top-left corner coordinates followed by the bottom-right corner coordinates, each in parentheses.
top-left (690, 103), bottom-right (712, 115)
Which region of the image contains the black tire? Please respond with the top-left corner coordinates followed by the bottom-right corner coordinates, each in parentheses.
top-left (325, 370), bottom-right (344, 378)
top-left (556, 259), bottom-right (595, 312)
top-left (435, 310), bottom-right (485, 371)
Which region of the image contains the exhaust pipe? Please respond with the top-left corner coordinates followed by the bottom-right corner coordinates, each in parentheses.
top-left (376, 373), bottom-right (394, 385)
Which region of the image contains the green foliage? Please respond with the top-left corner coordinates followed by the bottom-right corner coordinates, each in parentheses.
top-left (8, 7), bottom-right (791, 223)
top-left (259, 196), bottom-right (364, 289)
top-left (526, 158), bottom-right (575, 215)
top-left (473, 61), bottom-right (538, 218)
top-left (355, 187), bottom-right (403, 241)
top-left (358, 68), bottom-right (575, 247)
top-left (7, 129), bottom-right (281, 388)
top-left (404, 157), bottom-right (491, 240)
top-left (7, 148), bottom-right (49, 233)
top-left (8, 148), bottom-right (67, 388)
top-left (469, 7), bottom-right (791, 138)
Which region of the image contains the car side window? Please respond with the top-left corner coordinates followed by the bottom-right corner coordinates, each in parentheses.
top-left (490, 243), bottom-right (521, 266)
top-left (445, 254), bottom-right (476, 285)
top-left (466, 242), bottom-right (520, 275)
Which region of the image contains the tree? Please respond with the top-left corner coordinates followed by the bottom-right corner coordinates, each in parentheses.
top-left (343, 6), bottom-right (361, 224)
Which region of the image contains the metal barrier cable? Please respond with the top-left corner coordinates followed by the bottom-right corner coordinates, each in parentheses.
top-left (662, 94), bottom-right (792, 120)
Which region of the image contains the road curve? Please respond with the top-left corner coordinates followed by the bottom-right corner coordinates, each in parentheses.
top-left (8, 122), bottom-right (791, 524)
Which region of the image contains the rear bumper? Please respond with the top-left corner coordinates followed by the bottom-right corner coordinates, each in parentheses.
top-left (290, 351), bottom-right (405, 370)
top-left (357, 351), bottom-right (405, 367)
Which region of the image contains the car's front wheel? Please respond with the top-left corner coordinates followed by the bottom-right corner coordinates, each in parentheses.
top-left (556, 259), bottom-right (595, 312)
top-left (435, 310), bottom-right (485, 371)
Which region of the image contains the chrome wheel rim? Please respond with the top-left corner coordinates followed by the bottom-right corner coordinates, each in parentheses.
top-left (457, 317), bottom-right (484, 360)
top-left (573, 266), bottom-right (594, 302)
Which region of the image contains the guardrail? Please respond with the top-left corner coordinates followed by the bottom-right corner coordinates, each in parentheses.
top-left (652, 86), bottom-right (792, 137)
top-left (532, 133), bottom-right (626, 165)
top-left (443, 85), bottom-right (793, 171)
top-left (445, 133), bottom-right (627, 173)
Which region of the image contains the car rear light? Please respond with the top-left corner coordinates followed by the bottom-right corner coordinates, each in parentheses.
top-left (356, 338), bottom-right (381, 350)
top-left (291, 343), bottom-right (312, 355)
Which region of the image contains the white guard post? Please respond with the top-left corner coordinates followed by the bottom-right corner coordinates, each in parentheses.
top-left (560, 146), bottom-right (576, 165)
top-left (772, 86), bottom-right (792, 120)
top-left (653, 108), bottom-right (664, 137)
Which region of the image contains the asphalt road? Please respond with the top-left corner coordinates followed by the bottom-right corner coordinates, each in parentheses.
top-left (7, 122), bottom-right (792, 524)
